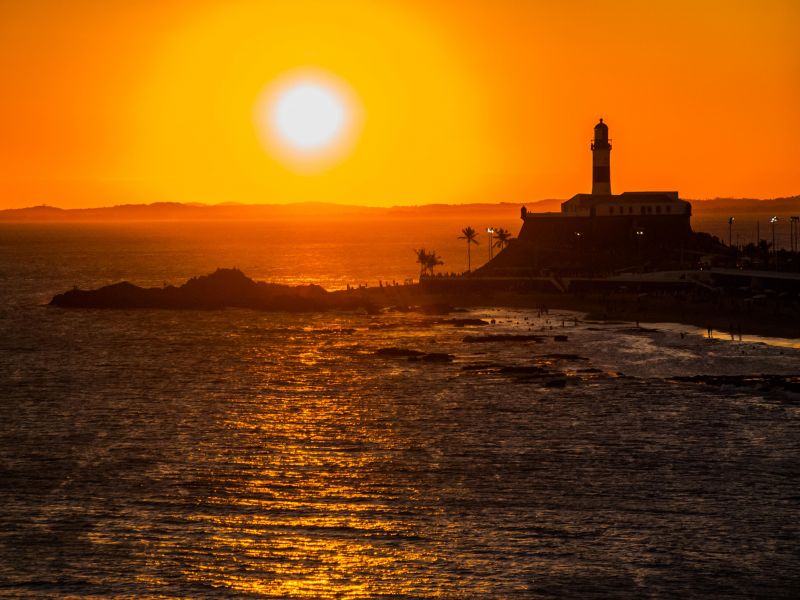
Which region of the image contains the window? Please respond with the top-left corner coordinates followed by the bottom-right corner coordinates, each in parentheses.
top-left (656, 206), bottom-right (661, 214)
top-left (629, 206), bottom-right (634, 214)
top-left (609, 207), bottom-right (614, 215)
top-left (641, 206), bottom-right (646, 214)
top-left (666, 206), bottom-right (671, 213)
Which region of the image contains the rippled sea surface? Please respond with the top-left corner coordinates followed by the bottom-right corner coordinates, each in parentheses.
top-left (1, 223), bottom-right (799, 598)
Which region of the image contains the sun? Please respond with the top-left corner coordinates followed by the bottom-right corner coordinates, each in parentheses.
top-left (273, 83), bottom-right (345, 150)
top-left (255, 70), bottom-right (362, 172)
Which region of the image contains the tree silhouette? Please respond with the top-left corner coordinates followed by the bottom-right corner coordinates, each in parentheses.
top-left (414, 248), bottom-right (428, 278)
top-left (492, 228), bottom-right (513, 251)
top-left (425, 251), bottom-right (444, 276)
top-left (413, 248), bottom-right (444, 278)
top-left (458, 226), bottom-right (480, 272)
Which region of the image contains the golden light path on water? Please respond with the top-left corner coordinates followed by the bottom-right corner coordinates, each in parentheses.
top-left (174, 324), bottom-right (448, 598)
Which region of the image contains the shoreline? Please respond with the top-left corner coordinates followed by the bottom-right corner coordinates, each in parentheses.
top-left (340, 284), bottom-right (800, 341)
top-left (48, 268), bottom-right (800, 342)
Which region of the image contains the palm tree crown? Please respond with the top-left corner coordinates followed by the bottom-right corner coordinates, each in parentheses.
top-left (413, 248), bottom-right (444, 278)
top-left (492, 228), bottom-right (513, 250)
top-left (458, 226), bottom-right (480, 272)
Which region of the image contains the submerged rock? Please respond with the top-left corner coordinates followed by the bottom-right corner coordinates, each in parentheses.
top-left (435, 318), bottom-right (490, 327)
top-left (499, 365), bottom-right (551, 375)
top-left (418, 352), bottom-right (455, 363)
top-left (544, 378), bottom-right (568, 388)
top-left (671, 374), bottom-right (800, 394)
top-left (462, 334), bottom-right (545, 343)
top-left (375, 347), bottom-right (424, 357)
top-left (537, 353), bottom-right (589, 361)
top-left (419, 303), bottom-right (454, 315)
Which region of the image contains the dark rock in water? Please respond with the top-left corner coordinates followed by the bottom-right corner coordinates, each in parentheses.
top-left (364, 304), bottom-right (381, 315)
top-left (409, 352), bottom-right (455, 363)
top-left (386, 305), bottom-right (412, 313)
top-left (49, 268), bottom-right (370, 313)
top-left (463, 334), bottom-right (545, 343)
top-left (671, 374), bottom-right (800, 394)
top-left (419, 303), bottom-right (454, 315)
top-left (436, 318), bottom-right (490, 327)
top-left (377, 347), bottom-right (456, 363)
top-left (375, 347), bottom-right (424, 357)
top-left (460, 363), bottom-right (507, 371)
top-left (538, 353), bottom-right (589, 361)
top-left (545, 378), bottom-right (568, 388)
top-left (553, 335), bottom-right (568, 342)
top-left (499, 365), bottom-right (551, 375)
top-left (577, 367), bottom-right (604, 374)
top-left (420, 352), bottom-right (455, 363)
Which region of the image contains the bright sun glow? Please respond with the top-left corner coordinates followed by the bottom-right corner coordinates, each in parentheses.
top-left (255, 70), bottom-right (362, 172)
top-left (273, 84), bottom-right (345, 150)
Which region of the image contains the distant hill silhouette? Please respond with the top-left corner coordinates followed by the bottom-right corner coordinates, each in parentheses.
top-left (3, 197), bottom-right (797, 223)
top-left (690, 196), bottom-right (800, 215)
top-left (0, 199), bottom-right (561, 222)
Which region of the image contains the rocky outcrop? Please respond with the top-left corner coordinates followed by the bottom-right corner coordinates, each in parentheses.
top-left (50, 268), bottom-right (373, 312)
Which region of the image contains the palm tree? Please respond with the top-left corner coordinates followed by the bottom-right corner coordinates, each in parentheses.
top-left (425, 251), bottom-right (444, 276)
top-left (493, 228), bottom-right (513, 251)
top-left (413, 248), bottom-right (444, 278)
top-left (458, 226), bottom-right (480, 272)
top-left (414, 248), bottom-right (430, 278)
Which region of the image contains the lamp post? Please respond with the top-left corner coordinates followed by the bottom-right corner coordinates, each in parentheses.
top-left (791, 216), bottom-right (799, 253)
top-left (635, 229), bottom-right (644, 268)
top-left (487, 228), bottom-right (495, 260)
top-left (770, 216), bottom-right (778, 270)
top-left (728, 216), bottom-right (734, 247)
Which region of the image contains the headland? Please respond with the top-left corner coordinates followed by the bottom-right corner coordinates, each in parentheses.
top-left (49, 267), bottom-right (800, 340)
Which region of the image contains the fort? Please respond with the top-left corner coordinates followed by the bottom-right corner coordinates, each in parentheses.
top-left (521, 119), bottom-right (692, 249)
top-left (479, 119), bottom-right (713, 275)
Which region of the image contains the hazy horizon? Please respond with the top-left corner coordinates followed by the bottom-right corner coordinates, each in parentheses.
top-left (2, 194), bottom-right (799, 215)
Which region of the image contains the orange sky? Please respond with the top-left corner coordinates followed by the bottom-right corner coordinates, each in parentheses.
top-left (1, 0), bottom-right (798, 209)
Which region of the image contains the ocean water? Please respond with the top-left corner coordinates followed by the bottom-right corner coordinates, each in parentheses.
top-left (1, 223), bottom-right (799, 598)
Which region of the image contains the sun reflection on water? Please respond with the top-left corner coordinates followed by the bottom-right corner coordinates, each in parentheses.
top-left (170, 320), bottom-right (450, 597)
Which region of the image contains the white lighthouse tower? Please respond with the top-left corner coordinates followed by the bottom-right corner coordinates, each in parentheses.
top-left (591, 118), bottom-right (612, 195)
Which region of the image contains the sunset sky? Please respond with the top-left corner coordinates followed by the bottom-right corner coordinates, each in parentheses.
top-left (1, 0), bottom-right (798, 209)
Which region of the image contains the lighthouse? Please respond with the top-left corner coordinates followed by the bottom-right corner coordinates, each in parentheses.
top-left (591, 118), bottom-right (612, 195)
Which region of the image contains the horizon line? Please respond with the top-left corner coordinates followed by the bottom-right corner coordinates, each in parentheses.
top-left (2, 195), bottom-right (800, 214)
